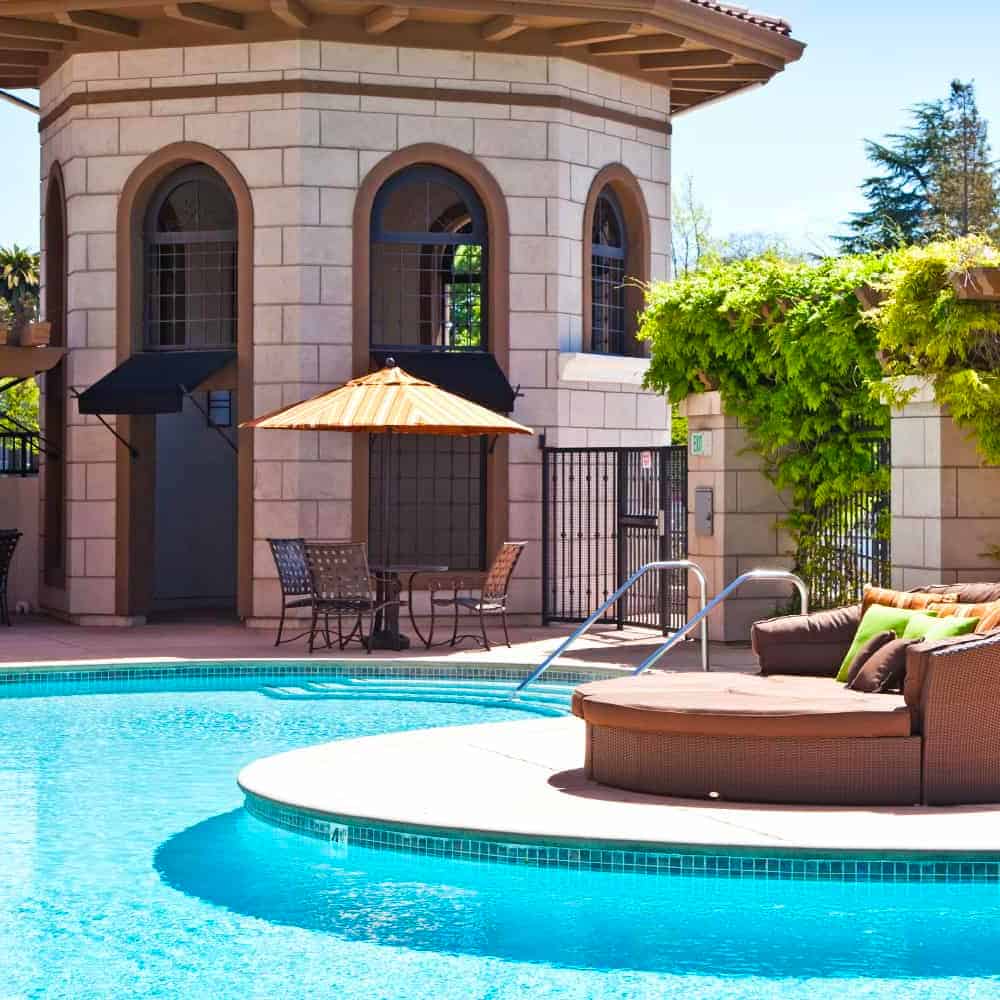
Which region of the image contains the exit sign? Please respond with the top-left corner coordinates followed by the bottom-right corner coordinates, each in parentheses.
top-left (690, 431), bottom-right (713, 458)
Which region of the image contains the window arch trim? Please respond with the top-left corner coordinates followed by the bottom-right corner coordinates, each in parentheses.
top-left (582, 163), bottom-right (651, 357)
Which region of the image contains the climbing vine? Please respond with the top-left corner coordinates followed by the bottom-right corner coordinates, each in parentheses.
top-left (873, 235), bottom-right (1000, 462)
top-left (637, 236), bottom-right (1000, 603)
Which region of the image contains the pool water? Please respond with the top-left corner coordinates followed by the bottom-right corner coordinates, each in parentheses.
top-left (3, 675), bottom-right (1000, 999)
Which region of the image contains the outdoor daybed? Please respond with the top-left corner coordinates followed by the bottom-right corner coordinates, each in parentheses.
top-left (571, 583), bottom-right (1000, 807)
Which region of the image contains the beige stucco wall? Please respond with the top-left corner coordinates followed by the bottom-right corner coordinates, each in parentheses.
top-left (38, 40), bottom-right (672, 623)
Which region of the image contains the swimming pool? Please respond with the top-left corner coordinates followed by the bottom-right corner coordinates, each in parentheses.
top-left (3, 666), bottom-right (1000, 999)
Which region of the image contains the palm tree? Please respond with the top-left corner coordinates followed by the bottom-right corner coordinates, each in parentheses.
top-left (0, 244), bottom-right (39, 330)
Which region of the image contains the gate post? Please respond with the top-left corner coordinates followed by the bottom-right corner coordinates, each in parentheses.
top-left (890, 376), bottom-right (1000, 588)
top-left (681, 392), bottom-right (793, 642)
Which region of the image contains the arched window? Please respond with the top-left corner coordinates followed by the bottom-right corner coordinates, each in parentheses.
top-left (143, 165), bottom-right (237, 351)
top-left (590, 187), bottom-right (627, 355)
top-left (367, 164), bottom-right (491, 571)
top-left (370, 165), bottom-right (487, 352)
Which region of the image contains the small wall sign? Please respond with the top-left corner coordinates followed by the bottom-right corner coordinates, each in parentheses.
top-left (690, 430), bottom-right (713, 458)
top-left (640, 450), bottom-right (653, 470)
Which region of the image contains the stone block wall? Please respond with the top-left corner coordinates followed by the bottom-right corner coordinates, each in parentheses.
top-left (681, 392), bottom-right (795, 642)
top-left (39, 40), bottom-right (672, 623)
top-left (891, 377), bottom-right (1000, 589)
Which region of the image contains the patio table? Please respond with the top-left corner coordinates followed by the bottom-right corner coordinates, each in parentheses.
top-left (369, 562), bottom-right (448, 650)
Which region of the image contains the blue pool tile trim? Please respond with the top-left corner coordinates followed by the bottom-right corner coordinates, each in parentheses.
top-left (243, 791), bottom-right (1000, 883)
top-left (0, 660), bottom-right (591, 690)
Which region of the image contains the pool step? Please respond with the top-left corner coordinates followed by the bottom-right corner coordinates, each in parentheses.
top-left (258, 677), bottom-right (572, 715)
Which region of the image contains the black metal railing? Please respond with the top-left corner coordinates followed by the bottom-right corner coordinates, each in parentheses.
top-left (542, 445), bottom-right (688, 631)
top-left (799, 434), bottom-right (891, 609)
top-left (0, 432), bottom-right (39, 476)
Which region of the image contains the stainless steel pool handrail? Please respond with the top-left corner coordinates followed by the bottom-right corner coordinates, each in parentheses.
top-left (631, 569), bottom-right (808, 676)
top-left (513, 560), bottom-right (710, 697)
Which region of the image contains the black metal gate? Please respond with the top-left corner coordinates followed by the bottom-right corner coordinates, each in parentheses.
top-left (542, 445), bottom-right (687, 631)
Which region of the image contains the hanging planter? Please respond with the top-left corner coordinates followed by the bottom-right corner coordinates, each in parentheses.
top-left (950, 267), bottom-right (1000, 302)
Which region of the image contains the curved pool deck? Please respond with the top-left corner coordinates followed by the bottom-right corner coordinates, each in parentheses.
top-left (239, 715), bottom-right (1000, 859)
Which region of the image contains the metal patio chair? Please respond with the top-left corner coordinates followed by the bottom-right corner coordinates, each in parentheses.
top-left (0, 530), bottom-right (21, 627)
top-left (267, 538), bottom-right (315, 646)
top-left (426, 541), bottom-right (526, 651)
top-left (304, 541), bottom-right (399, 653)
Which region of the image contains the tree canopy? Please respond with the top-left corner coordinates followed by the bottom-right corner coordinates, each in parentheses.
top-left (840, 81), bottom-right (1000, 252)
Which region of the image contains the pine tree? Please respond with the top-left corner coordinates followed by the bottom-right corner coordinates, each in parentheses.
top-left (839, 81), bottom-right (1000, 252)
top-left (931, 82), bottom-right (1000, 238)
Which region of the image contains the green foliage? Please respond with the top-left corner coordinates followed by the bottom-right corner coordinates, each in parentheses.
top-left (670, 403), bottom-right (688, 447)
top-left (873, 234), bottom-right (1000, 462)
top-left (449, 243), bottom-right (483, 348)
top-left (639, 253), bottom-right (891, 535)
top-left (0, 245), bottom-right (42, 434)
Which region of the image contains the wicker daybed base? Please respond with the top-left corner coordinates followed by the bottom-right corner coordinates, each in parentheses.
top-left (585, 724), bottom-right (922, 806)
top-left (572, 673), bottom-right (924, 806)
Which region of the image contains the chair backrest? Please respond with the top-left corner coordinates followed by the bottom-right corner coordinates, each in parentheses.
top-left (268, 538), bottom-right (311, 598)
top-left (305, 541), bottom-right (373, 601)
top-left (0, 531), bottom-right (20, 581)
top-left (482, 542), bottom-right (526, 602)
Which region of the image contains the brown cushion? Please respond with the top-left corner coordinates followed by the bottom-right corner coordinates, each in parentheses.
top-left (917, 582), bottom-right (1000, 605)
top-left (848, 637), bottom-right (916, 693)
top-left (572, 673), bottom-right (912, 739)
top-left (845, 630), bottom-right (897, 685)
top-left (751, 605), bottom-right (862, 677)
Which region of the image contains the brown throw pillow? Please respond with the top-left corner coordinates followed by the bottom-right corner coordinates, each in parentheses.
top-left (848, 637), bottom-right (917, 694)
top-left (844, 630), bottom-right (897, 686)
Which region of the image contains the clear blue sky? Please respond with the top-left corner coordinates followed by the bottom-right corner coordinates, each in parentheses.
top-left (2, 2), bottom-right (999, 253)
top-left (673, 0), bottom-right (1000, 254)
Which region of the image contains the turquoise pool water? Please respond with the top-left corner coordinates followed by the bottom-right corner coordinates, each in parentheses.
top-left (3, 671), bottom-right (1000, 999)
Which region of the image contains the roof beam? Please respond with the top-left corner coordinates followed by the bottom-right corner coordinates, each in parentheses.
top-left (480, 14), bottom-right (526, 42)
top-left (364, 5), bottom-right (408, 34)
top-left (669, 87), bottom-right (741, 105)
top-left (551, 21), bottom-right (639, 48)
top-left (164, 3), bottom-right (244, 30)
top-left (589, 33), bottom-right (685, 56)
top-left (0, 48), bottom-right (48, 65)
top-left (270, 0), bottom-right (311, 28)
top-left (0, 18), bottom-right (77, 42)
top-left (56, 9), bottom-right (140, 37)
top-left (669, 64), bottom-right (771, 82)
top-left (640, 49), bottom-right (733, 71)
top-left (0, 75), bottom-right (40, 87)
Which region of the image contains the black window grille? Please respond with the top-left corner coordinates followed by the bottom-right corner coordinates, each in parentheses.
top-left (370, 165), bottom-right (487, 352)
top-left (143, 165), bottom-right (238, 351)
top-left (591, 188), bottom-right (627, 356)
top-left (368, 434), bottom-right (487, 571)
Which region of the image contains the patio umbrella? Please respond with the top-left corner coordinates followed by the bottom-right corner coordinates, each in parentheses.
top-left (242, 359), bottom-right (532, 577)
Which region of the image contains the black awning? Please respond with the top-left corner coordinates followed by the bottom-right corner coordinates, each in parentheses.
top-left (77, 350), bottom-right (236, 416)
top-left (371, 350), bottom-right (517, 413)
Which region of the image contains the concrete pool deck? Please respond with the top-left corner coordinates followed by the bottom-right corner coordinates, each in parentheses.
top-left (9, 615), bottom-right (1000, 857)
top-left (239, 716), bottom-right (1000, 856)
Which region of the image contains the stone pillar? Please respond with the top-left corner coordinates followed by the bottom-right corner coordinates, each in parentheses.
top-left (891, 377), bottom-right (1000, 589)
top-left (681, 392), bottom-right (794, 641)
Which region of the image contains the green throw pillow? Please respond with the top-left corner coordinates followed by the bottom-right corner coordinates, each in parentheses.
top-left (922, 616), bottom-right (980, 640)
top-left (901, 612), bottom-right (946, 640)
top-left (836, 605), bottom-right (938, 683)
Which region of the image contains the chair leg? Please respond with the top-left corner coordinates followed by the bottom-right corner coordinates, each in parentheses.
top-left (365, 611), bottom-right (374, 654)
top-left (450, 601), bottom-right (460, 647)
top-left (307, 606), bottom-right (319, 653)
top-left (426, 598), bottom-right (436, 649)
top-left (501, 610), bottom-right (511, 648)
top-left (479, 607), bottom-right (491, 652)
top-left (274, 602), bottom-right (286, 647)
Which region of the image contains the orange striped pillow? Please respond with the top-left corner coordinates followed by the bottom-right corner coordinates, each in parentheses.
top-left (862, 585), bottom-right (959, 613)
top-left (926, 600), bottom-right (1000, 634)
